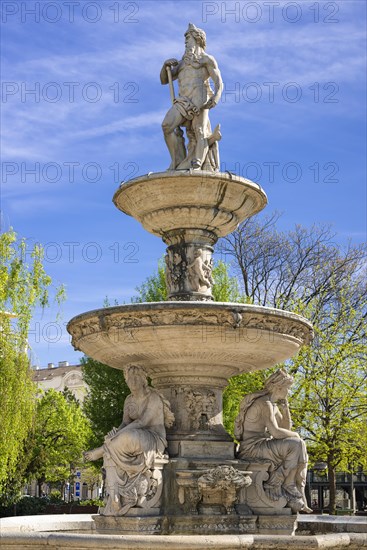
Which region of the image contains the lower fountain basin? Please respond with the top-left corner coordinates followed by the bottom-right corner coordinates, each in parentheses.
top-left (68, 301), bottom-right (313, 453)
top-left (67, 302), bottom-right (313, 385)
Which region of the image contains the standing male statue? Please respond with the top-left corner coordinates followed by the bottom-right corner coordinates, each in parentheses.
top-left (160, 23), bottom-right (223, 171)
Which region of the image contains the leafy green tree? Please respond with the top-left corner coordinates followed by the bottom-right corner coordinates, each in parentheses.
top-left (0, 229), bottom-right (65, 491)
top-left (223, 370), bottom-right (275, 437)
top-left (81, 356), bottom-right (130, 448)
top-left (211, 260), bottom-right (243, 302)
top-left (80, 465), bottom-right (102, 500)
top-left (25, 389), bottom-right (91, 495)
top-left (289, 276), bottom-right (367, 514)
top-left (132, 260), bottom-right (167, 302)
top-left (221, 215), bottom-right (367, 513)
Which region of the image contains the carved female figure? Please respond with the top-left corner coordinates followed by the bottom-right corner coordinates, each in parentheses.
top-left (84, 365), bottom-right (174, 516)
top-left (234, 369), bottom-right (312, 513)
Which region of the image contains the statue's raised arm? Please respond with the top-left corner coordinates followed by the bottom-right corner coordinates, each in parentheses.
top-left (161, 23), bottom-right (223, 171)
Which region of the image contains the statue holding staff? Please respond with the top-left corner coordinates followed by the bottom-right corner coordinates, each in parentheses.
top-left (160, 23), bottom-right (223, 171)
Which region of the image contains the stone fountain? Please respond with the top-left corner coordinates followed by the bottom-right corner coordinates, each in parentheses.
top-left (3, 23), bottom-right (366, 550)
top-left (65, 22), bottom-right (314, 537)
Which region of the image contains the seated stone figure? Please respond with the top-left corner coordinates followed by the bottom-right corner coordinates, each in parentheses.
top-left (234, 369), bottom-right (312, 513)
top-left (84, 365), bottom-right (174, 516)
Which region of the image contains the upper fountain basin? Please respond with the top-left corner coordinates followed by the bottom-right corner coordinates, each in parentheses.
top-left (113, 171), bottom-right (267, 243)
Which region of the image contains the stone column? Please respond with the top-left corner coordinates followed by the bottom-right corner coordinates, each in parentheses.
top-left (163, 228), bottom-right (217, 301)
top-left (165, 244), bottom-right (214, 301)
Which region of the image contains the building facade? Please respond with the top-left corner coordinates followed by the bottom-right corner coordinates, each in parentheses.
top-left (33, 361), bottom-right (87, 403)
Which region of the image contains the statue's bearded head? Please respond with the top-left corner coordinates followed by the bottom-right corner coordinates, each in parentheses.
top-left (184, 23), bottom-right (206, 51)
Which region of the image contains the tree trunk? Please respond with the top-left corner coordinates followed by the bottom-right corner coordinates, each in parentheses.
top-left (60, 481), bottom-right (65, 501)
top-left (328, 462), bottom-right (337, 514)
top-left (37, 479), bottom-right (43, 498)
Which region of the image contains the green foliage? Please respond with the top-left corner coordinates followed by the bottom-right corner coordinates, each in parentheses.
top-left (78, 498), bottom-right (104, 507)
top-left (132, 257), bottom-right (242, 303)
top-left (48, 490), bottom-right (64, 503)
top-left (290, 282), bottom-right (367, 460)
top-left (0, 229), bottom-right (65, 491)
top-left (81, 357), bottom-right (130, 448)
top-left (0, 466), bottom-right (30, 510)
top-left (0, 496), bottom-right (49, 518)
top-left (80, 464), bottom-right (102, 495)
top-left (25, 389), bottom-right (92, 486)
top-left (0, 344), bottom-right (36, 492)
top-left (212, 260), bottom-right (243, 302)
top-left (286, 276), bottom-right (366, 513)
top-left (0, 229), bottom-right (65, 338)
top-left (132, 260), bottom-right (167, 302)
top-left (223, 369), bottom-right (275, 436)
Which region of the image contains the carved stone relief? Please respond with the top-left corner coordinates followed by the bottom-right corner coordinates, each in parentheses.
top-left (165, 244), bottom-right (214, 300)
top-left (69, 306), bottom-right (313, 345)
top-left (184, 388), bottom-right (217, 431)
top-left (198, 466), bottom-right (252, 515)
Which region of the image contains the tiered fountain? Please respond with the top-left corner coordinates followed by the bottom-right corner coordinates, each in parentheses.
top-left (66, 22), bottom-right (313, 536)
top-left (4, 23), bottom-right (365, 550)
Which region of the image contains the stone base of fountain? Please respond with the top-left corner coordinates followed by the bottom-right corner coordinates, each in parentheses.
top-left (1, 514), bottom-right (366, 549)
top-left (93, 512), bottom-right (296, 536)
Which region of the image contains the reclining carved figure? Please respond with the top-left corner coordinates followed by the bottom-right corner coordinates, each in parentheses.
top-left (235, 369), bottom-right (312, 513)
top-left (84, 365), bottom-right (174, 516)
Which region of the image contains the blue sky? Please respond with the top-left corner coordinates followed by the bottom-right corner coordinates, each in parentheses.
top-left (1, 0), bottom-right (366, 368)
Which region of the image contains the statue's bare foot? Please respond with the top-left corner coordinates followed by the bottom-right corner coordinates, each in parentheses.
top-left (302, 504), bottom-right (313, 514)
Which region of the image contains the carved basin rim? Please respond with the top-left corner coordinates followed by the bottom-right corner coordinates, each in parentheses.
top-left (67, 301), bottom-right (313, 341)
top-left (66, 302), bottom-right (313, 378)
